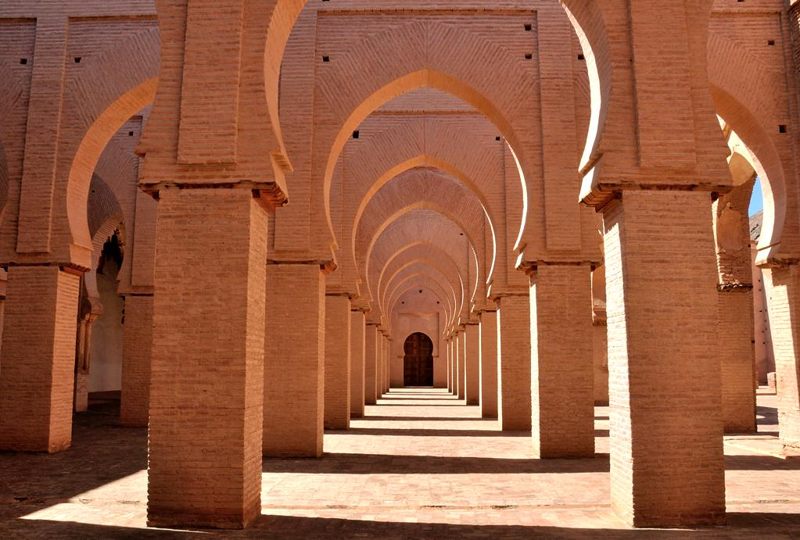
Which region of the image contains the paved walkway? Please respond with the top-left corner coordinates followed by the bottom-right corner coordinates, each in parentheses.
top-left (1, 388), bottom-right (799, 538)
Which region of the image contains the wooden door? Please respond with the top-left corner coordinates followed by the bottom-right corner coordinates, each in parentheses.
top-left (403, 333), bottom-right (434, 386)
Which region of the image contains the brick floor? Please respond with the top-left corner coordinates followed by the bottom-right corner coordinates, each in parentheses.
top-left (1, 388), bottom-right (798, 538)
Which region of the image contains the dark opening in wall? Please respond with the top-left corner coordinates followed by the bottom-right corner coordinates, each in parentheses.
top-left (578, 54), bottom-right (585, 61)
top-left (768, 40), bottom-right (775, 46)
top-left (779, 125), bottom-right (787, 134)
top-left (524, 24), bottom-right (532, 31)
top-left (352, 130), bottom-right (360, 139)
top-left (322, 55), bottom-right (330, 63)
top-left (74, 57), bottom-right (82, 63)
top-left (524, 53), bottom-right (533, 60)
top-left (19, 58), bottom-right (27, 65)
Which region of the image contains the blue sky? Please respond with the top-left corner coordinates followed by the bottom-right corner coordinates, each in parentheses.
top-left (750, 177), bottom-right (764, 217)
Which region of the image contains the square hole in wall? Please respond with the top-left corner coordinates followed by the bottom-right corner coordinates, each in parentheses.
top-left (322, 55), bottom-right (330, 63)
top-left (19, 58), bottom-right (27, 65)
top-left (779, 125), bottom-right (787, 134)
top-left (74, 57), bottom-right (82, 63)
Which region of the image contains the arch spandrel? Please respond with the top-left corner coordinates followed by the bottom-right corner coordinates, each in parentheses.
top-left (708, 31), bottom-right (798, 263)
top-left (14, 27), bottom-right (160, 270)
top-left (305, 18), bottom-right (537, 259)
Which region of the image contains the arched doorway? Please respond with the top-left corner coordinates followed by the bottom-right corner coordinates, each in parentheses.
top-left (403, 332), bottom-right (434, 387)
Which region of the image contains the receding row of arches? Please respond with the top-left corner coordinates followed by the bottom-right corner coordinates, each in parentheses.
top-left (0, 0), bottom-right (797, 534)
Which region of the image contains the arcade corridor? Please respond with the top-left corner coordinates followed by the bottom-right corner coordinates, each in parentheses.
top-left (1, 389), bottom-right (799, 538)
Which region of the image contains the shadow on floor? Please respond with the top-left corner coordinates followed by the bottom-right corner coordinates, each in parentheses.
top-left (263, 452), bottom-right (610, 474)
top-left (756, 405), bottom-right (778, 426)
top-left (369, 403), bottom-right (469, 407)
top-left (359, 415), bottom-right (490, 422)
top-left (723, 454), bottom-right (800, 471)
top-left (7, 513), bottom-right (800, 539)
top-left (377, 398), bottom-right (462, 403)
top-left (332, 427), bottom-right (518, 438)
top-left (0, 402), bottom-right (146, 522)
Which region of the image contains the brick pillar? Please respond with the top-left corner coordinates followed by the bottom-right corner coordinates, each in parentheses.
top-left (455, 332), bottom-right (465, 399)
top-left (0, 266), bottom-right (80, 452)
top-left (713, 187), bottom-right (756, 433)
top-left (384, 335), bottom-right (390, 393)
top-left (350, 310), bottom-right (365, 418)
top-left (718, 288), bottom-right (756, 432)
top-left (446, 339), bottom-right (453, 393)
top-left (593, 320), bottom-right (609, 406)
top-left (603, 191), bottom-right (725, 527)
top-left (529, 264), bottom-right (594, 458)
top-left (465, 323), bottom-right (480, 405)
top-left (762, 265), bottom-right (800, 452)
top-left (120, 294), bottom-right (153, 427)
top-left (263, 263), bottom-right (324, 457)
top-left (497, 294), bottom-right (532, 431)
top-left (364, 324), bottom-right (378, 404)
top-left (383, 336), bottom-right (391, 393)
top-left (480, 311), bottom-right (498, 418)
top-left (376, 334), bottom-right (384, 397)
top-left (592, 266), bottom-right (609, 406)
top-left (147, 189), bottom-right (266, 529)
top-left (74, 303), bottom-right (101, 413)
top-left (324, 295), bottom-right (351, 430)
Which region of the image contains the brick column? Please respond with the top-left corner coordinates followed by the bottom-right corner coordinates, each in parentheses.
top-left (480, 311), bottom-right (498, 418)
top-left (120, 294), bottom-right (153, 427)
top-left (263, 263), bottom-right (324, 457)
top-left (465, 323), bottom-right (480, 405)
top-left (383, 336), bottom-right (391, 393)
top-left (603, 191), bottom-right (725, 527)
top-left (74, 301), bottom-right (101, 413)
top-left (446, 338), bottom-right (454, 393)
top-left (147, 189), bottom-right (266, 529)
top-left (762, 265), bottom-right (800, 453)
top-left (497, 294), bottom-right (532, 431)
top-left (593, 320), bottom-right (609, 406)
top-left (385, 335), bottom-right (391, 393)
top-left (376, 334), bottom-right (384, 397)
top-left (718, 288), bottom-right (756, 432)
top-left (713, 187), bottom-right (756, 433)
top-left (324, 295), bottom-right (351, 430)
top-left (529, 264), bottom-right (594, 458)
top-left (592, 266), bottom-right (609, 406)
top-left (0, 266), bottom-right (80, 452)
top-left (350, 310), bottom-right (365, 418)
top-left (455, 331), bottom-right (465, 399)
top-left (364, 323), bottom-right (378, 404)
